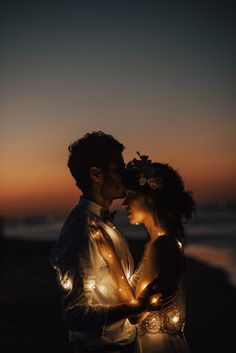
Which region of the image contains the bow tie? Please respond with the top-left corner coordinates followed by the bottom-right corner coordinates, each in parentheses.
top-left (101, 210), bottom-right (117, 223)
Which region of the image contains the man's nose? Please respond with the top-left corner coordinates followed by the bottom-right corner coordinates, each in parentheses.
top-left (122, 199), bottom-right (128, 208)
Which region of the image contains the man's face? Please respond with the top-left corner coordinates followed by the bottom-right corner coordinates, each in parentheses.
top-left (101, 150), bottom-right (126, 200)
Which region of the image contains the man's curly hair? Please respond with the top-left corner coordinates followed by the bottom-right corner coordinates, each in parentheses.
top-left (67, 131), bottom-right (124, 191)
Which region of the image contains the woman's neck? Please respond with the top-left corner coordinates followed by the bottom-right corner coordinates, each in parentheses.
top-left (143, 214), bottom-right (166, 241)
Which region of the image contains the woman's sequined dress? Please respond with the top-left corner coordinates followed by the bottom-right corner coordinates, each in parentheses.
top-left (130, 236), bottom-right (190, 353)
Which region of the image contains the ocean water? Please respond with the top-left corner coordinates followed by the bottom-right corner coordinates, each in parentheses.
top-left (3, 208), bottom-right (236, 287)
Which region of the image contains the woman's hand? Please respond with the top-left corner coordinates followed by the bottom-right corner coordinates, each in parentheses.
top-left (90, 224), bottom-right (118, 264)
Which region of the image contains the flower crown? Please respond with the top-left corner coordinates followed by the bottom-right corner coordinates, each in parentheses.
top-left (126, 152), bottom-right (163, 190)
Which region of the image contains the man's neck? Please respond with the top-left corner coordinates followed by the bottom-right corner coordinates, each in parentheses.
top-left (83, 191), bottom-right (112, 210)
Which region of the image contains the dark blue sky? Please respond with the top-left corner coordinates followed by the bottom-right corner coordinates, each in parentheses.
top-left (1, 0), bottom-right (235, 215)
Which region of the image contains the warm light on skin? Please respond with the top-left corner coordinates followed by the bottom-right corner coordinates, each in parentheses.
top-left (142, 282), bottom-right (148, 290)
top-left (124, 196), bottom-right (167, 238)
top-left (128, 210), bottom-right (145, 226)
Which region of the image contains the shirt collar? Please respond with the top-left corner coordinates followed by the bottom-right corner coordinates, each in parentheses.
top-left (78, 196), bottom-right (109, 218)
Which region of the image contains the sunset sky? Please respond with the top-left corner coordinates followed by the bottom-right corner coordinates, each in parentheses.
top-left (1, 1), bottom-right (235, 217)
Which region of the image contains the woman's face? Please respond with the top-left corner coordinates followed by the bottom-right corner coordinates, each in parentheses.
top-left (122, 190), bottom-right (149, 225)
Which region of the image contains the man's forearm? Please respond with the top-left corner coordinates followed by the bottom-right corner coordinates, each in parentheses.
top-left (63, 303), bottom-right (110, 335)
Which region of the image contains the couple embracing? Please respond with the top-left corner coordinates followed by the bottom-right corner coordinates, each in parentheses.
top-left (50, 131), bottom-right (196, 353)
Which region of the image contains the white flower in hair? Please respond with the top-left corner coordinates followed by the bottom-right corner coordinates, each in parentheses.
top-left (147, 177), bottom-right (161, 189)
top-left (126, 152), bottom-right (163, 190)
top-left (139, 176), bottom-right (147, 185)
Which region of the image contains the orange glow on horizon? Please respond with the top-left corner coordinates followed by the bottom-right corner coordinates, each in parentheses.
top-left (1, 143), bottom-right (236, 217)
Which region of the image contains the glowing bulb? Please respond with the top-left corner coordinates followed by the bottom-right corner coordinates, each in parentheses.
top-left (130, 299), bottom-right (137, 305)
top-left (61, 275), bottom-right (73, 291)
top-left (118, 288), bottom-right (122, 292)
top-left (108, 253), bottom-right (112, 258)
top-left (172, 314), bottom-right (179, 323)
top-left (84, 279), bottom-right (96, 292)
top-left (151, 296), bottom-right (158, 304)
top-left (87, 282), bottom-right (96, 290)
top-left (100, 285), bottom-right (106, 292)
top-left (121, 276), bottom-right (124, 280)
top-left (135, 222), bottom-right (139, 225)
top-left (177, 241), bottom-right (182, 249)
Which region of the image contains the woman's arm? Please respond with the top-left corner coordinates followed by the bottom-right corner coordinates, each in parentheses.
top-left (150, 236), bottom-right (183, 296)
top-left (90, 225), bottom-right (136, 304)
top-left (105, 249), bottom-right (136, 304)
top-left (131, 236), bottom-right (182, 324)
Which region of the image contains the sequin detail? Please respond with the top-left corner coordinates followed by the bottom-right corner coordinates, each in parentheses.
top-left (129, 239), bottom-right (186, 337)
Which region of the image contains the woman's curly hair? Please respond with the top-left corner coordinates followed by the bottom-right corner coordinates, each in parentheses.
top-left (124, 162), bottom-right (196, 241)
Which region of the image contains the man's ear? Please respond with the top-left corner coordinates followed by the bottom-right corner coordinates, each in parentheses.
top-left (90, 166), bottom-right (103, 183)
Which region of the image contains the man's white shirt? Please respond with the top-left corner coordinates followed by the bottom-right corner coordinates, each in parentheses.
top-left (50, 196), bottom-right (136, 350)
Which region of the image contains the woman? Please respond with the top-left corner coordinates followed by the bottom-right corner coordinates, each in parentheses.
top-left (92, 153), bottom-right (196, 353)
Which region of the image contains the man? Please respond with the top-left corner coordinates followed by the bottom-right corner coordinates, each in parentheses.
top-left (50, 131), bottom-right (167, 353)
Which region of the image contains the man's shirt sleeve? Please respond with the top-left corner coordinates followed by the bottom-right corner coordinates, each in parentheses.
top-left (50, 225), bottom-right (110, 336)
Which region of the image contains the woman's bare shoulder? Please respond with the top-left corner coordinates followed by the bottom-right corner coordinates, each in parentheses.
top-left (150, 235), bottom-right (182, 262)
top-left (152, 234), bottom-right (179, 250)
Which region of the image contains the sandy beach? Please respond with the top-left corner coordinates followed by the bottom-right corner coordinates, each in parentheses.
top-left (1, 237), bottom-right (235, 353)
